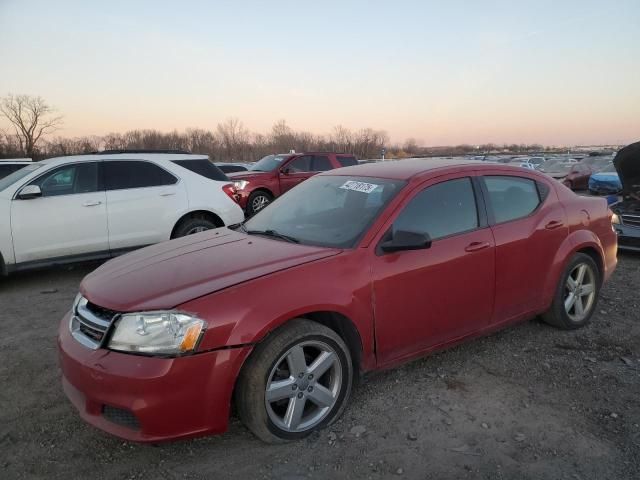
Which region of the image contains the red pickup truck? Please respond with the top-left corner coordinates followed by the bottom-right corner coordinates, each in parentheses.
top-left (228, 152), bottom-right (358, 215)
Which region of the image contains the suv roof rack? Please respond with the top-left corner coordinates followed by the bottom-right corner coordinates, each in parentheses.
top-left (93, 149), bottom-right (192, 155)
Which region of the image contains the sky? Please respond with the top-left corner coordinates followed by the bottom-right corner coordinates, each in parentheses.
top-left (0, 0), bottom-right (638, 146)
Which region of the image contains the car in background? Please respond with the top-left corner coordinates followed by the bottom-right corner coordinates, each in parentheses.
top-left (588, 163), bottom-right (621, 195)
top-left (0, 158), bottom-right (32, 179)
top-left (215, 162), bottom-right (252, 174)
top-left (610, 141), bottom-right (640, 251)
top-left (0, 150), bottom-right (244, 274)
top-left (581, 156), bottom-right (612, 172)
top-left (229, 152), bottom-right (359, 216)
top-left (540, 162), bottom-right (593, 190)
top-left (58, 158), bottom-right (617, 444)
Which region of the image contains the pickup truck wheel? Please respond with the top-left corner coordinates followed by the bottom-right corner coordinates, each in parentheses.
top-left (172, 216), bottom-right (216, 238)
top-left (247, 191), bottom-right (273, 216)
top-left (542, 253), bottom-right (600, 330)
top-left (236, 319), bottom-right (353, 443)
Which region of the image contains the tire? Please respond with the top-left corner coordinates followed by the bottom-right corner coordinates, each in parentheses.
top-left (246, 190), bottom-right (273, 216)
top-left (236, 319), bottom-right (353, 443)
top-left (172, 215), bottom-right (217, 238)
top-left (542, 253), bottom-right (600, 330)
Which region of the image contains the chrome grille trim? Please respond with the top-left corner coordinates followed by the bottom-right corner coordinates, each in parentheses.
top-left (69, 297), bottom-right (117, 350)
top-left (621, 214), bottom-right (640, 229)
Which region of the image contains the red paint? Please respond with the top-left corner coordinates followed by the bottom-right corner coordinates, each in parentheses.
top-left (229, 152), bottom-right (356, 210)
top-left (59, 159), bottom-right (617, 442)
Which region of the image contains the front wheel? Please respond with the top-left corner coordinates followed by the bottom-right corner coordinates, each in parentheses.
top-left (246, 191), bottom-right (273, 216)
top-left (236, 319), bottom-right (353, 443)
top-left (542, 253), bottom-right (600, 329)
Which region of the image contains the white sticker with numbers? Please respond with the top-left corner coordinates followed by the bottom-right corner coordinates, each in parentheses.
top-left (340, 180), bottom-right (379, 194)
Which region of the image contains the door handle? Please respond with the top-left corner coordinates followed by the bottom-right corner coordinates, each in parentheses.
top-left (545, 220), bottom-right (564, 230)
top-left (160, 191), bottom-right (175, 197)
top-left (465, 241), bottom-right (491, 252)
top-left (82, 201), bottom-right (102, 207)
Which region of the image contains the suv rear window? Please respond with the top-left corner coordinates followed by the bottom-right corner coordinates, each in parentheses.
top-left (173, 159), bottom-right (229, 181)
top-left (104, 161), bottom-right (177, 190)
top-left (337, 156), bottom-right (358, 167)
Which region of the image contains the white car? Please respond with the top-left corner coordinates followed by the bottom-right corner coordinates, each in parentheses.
top-left (0, 151), bottom-right (244, 274)
top-left (0, 158), bottom-right (32, 179)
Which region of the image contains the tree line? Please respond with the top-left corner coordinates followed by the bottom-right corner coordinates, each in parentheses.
top-left (0, 94), bottom-right (552, 162)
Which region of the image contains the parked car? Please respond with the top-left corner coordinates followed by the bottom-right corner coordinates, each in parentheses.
top-left (0, 150), bottom-right (244, 274)
top-left (0, 158), bottom-right (32, 179)
top-left (588, 163), bottom-right (621, 195)
top-left (215, 162), bottom-right (251, 174)
top-left (229, 152), bottom-right (358, 216)
top-left (58, 159), bottom-right (617, 443)
top-left (541, 162), bottom-right (593, 190)
top-left (581, 156), bottom-right (612, 172)
top-left (610, 141), bottom-right (640, 251)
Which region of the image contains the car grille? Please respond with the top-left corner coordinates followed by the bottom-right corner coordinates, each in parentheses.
top-left (70, 298), bottom-right (118, 349)
top-left (618, 235), bottom-right (640, 249)
top-left (621, 215), bottom-right (640, 229)
top-left (102, 405), bottom-right (140, 430)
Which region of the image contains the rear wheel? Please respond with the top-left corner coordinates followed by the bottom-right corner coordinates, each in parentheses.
top-left (172, 215), bottom-right (217, 238)
top-left (542, 253), bottom-right (600, 329)
top-left (236, 319), bottom-right (353, 443)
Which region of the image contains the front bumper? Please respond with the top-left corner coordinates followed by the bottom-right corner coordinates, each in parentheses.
top-left (58, 312), bottom-right (251, 442)
top-left (613, 224), bottom-right (640, 252)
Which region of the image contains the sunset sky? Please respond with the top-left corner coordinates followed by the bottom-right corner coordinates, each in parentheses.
top-left (0, 0), bottom-right (638, 146)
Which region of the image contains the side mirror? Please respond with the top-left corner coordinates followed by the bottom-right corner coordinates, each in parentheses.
top-left (281, 167), bottom-right (291, 175)
top-left (17, 185), bottom-right (42, 200)
top-left (380, 230), bottom-right (432, 253)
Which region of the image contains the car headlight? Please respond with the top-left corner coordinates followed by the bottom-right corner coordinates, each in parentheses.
top-left (233, 180), bottom-right (249, 190)
top-left (611, 213), bottom-right (620, 225)
top-left (108, 312), bottom-right (206, 355)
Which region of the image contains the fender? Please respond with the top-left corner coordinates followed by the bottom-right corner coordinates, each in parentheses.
top-left (540, 229), bottom-right (604, 312)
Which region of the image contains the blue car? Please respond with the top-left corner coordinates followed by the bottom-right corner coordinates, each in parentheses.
top-left (588, 163), bottom-right (621, 195)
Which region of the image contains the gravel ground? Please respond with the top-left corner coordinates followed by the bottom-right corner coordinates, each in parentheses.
top-left (0, 253), bottom-right (639, 480)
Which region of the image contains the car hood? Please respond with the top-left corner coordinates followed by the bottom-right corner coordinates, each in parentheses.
top-left (613, 141), bottom-right (640, 196)
top-left (80, 229), bottom-right (341, 312)
top-left (590, 172), bottom-right (619, 181)
top-left (227, 170), bottom-right (273, 181)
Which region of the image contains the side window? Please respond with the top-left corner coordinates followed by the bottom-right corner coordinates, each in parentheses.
top-left (104, 161), bottom-right (177, 190)
top-left (31, 163), bottom-right (99, 197)
top-left (286, 155), bottom-right (312, 173)
top-left (0, 165), bottom-right (18, 178)
top-left (484, 176), bottom-right (541, 224)
top-left (337, 156), bottom-right (358, 167)
top-left (394, 178), bottom-right (478, 240)
top-left (312, 155), bottom-right (332, 172)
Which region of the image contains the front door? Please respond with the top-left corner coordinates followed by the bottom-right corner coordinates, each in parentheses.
top-left (11, 162), bottom-right (108, 263)
top-left (371, 175), bottom-right (496, 365)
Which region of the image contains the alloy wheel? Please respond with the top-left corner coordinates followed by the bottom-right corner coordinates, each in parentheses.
top-left (265, 340), bottom-right (342, 433)
top-left (252, 195), bottom-right (270, 212)
top-left (185, 226), bottom-right (208, 235)
top-left (564, 262), bottom-right (596, 322)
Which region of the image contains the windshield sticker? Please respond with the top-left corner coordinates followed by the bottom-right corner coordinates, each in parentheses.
top-left (340, 180), bottom-right (380, 194)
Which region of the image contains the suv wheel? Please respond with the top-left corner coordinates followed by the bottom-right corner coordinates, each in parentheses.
top-left (172, 215), bottom-right (217, 238)
top-left (542, 253), bottom-right (600, 329)
top-left (236, 319), bottom-right (353, 443)
top-left (247, 191), bottom-right (273, 216)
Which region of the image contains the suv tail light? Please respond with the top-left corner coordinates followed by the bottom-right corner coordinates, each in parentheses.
top-left (222, 183), bottom-right (239, 203)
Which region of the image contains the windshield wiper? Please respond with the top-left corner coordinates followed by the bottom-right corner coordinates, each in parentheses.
top-left (245, 229), bottom-right (300, 243)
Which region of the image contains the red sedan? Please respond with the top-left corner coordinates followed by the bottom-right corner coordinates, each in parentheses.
top-left (58, 159), bottom-right (617, 443)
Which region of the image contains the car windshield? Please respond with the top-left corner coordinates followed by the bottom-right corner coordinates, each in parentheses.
top-left (243, 175), bottom-right (406, 248)
top-left (249, 154), bottom-right (290, 172)
top-left (545, 163), bottom-right (572, 174)
top-left (0, 163), bottom-right (43, 191)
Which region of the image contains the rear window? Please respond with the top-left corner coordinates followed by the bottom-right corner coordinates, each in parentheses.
top-left (337, 156), bottom-right (358, 167)
top-left (172, 159), bottom-right (229, 181)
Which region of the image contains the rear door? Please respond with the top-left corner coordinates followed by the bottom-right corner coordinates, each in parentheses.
top-left (481, 172), bottom-right (568, 323)
top-left (11, 162), bottom-right (108, 263)
top-left (103, 160), bottom-right (187, 251)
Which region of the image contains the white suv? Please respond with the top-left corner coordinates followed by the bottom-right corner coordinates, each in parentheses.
top-left (0, 158), bottom-right (32, 179)
top-left (0, 150), bottom-right (244, 274)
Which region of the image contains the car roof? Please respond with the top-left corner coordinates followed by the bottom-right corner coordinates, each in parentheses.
top-left (321, 158), bottom-right (487, 180)
top-left (39, 152), bottom-right (208, 168)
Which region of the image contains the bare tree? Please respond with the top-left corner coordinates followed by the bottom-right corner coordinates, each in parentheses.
top-left (0, 94), bottom-right (63, 157)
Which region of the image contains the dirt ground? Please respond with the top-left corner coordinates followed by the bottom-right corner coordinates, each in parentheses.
top-left (0, 253), bottom-right (639, 480)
